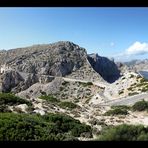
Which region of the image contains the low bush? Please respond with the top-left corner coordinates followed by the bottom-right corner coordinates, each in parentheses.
top-left (0, 112), bottom-right (92, 141)
top-left (111, 105), bottom-right (131, 110)
top-left (118, 90), bottom-right (124, 95)
top-left (127, 87), bottom-right (133, 91)
top-left (39, 94), bottom-right (59, 103)
top-left (98, 124), bottom-right (148, 141)
top-left (104, 108), bottom-right (128, 116)
top-left (79, 81), bottom-right (93, 87)
top-left (58, 102), bottom-right (78, 110)
top-left (128, 92), bottom-right (139, 96)
top-left (132, 100), bottom-right (148, 112)
top-left (0, 93), bottom-right (32, 106)
top-left (61, 81), bottom-right (69, 86)
top-left (122, 77), bottom-right (125, 80)
top-left (141, 86), bottom-right (148, 92)
top-left (0, 104), bottom-right (11, 113)
top-left (86, 82), bottom-right (93, 85)
top-left (137, 75), bottom-right (142, 79)
top-left (130, 74), bottom-right (134, 78)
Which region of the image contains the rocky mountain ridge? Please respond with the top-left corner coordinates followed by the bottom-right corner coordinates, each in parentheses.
top-left (1, 41), bottom-right (148, 141)
top-left (124, 59), bottom-right (148, 72)
top-left (0, 41), bottom-right (121, 93)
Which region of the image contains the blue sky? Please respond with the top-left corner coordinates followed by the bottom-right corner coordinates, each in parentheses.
top-left (0, 7), bottom-right (148, 61)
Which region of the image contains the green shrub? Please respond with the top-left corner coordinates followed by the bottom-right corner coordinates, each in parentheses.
top-left (98, 124), bottom-right (148, 141)
top-left (122, 77), bottom-right (125, 80)
top-left (39, 95), bottom-right (59, 103)
top-left (0, 104), bottom-right (11, 113)
top-left (79, 81), bottom-right (93, 87)
top-left (0, 112), bottom-right (92, 141)
top-left (86, 82), bottom-right (93, 85)
top-left (128, 92), bottom-right (138, 96)
top-left (58, 102), bottom-right (77, 110)
top-left (40, 90), bottom-right (46, 95)
top-left (136, 83), bottom-right (145, 87)
top-left (71, 124), bottom-right (92, 137)
top-left (104, 108), bottom-right (128, 116)
top-left (85, 98), bottom-right (91, 104)
top-left (0, 93), bottom-right (32, 106)
top-left (40, 113), bottom-right (92, 138)
top-left (140, 78), bottom-right (148, 83)
top-left (130, 74), bottom-right (134, 78)
top-left (141, 86), bottom-right (148, 92)
top-left (141, 88), bottom-right (148, 92)
top-left (119, 90), bottom-right (124, 95)
top-left (111, 105), bottom-right (131, 110)
top-left (127, 87), bottom-right (133, 91)
top-left (60, 87), bottom-right (64, 91)
top-left (131, 83), bottom-right (136, 86)
top-left (61, 81), bottom-right (69, 86)
top-left (137, 75), bottom-right (142, 79)
top-left (132, 100), bottom-right (148, 111)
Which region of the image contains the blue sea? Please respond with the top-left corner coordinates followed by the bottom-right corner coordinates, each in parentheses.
top-left (139, 71), bottom-right (148, 80)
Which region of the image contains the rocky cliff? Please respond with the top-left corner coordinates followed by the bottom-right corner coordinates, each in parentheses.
top-left (1, 41), bottom-right (88, 76)
top-left (0, 41), bottom-right (121, 93)
top-left (87, 53), bottom-right (120, 83)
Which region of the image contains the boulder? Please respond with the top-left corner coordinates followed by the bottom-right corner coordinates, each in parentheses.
top-left (15, 104), bottom-right (28, 113)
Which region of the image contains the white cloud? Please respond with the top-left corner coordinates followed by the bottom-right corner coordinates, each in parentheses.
top-left (113, 41), bottom-right (148, 62)
top-left (114, 41), bottom-right (148, 59)
top-left (110, 42), bottom-right (115, 47)
top-left (125, 41), bottom-right (148, 56)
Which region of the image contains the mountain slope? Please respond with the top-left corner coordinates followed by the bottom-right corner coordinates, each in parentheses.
top-left (88, 53), bottom-right (120, 83)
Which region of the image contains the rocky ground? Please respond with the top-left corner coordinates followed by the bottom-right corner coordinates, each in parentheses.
top-left (13, 72), bottom-right (148, 140)
top-left (1, 41), bottom-right (148, 140)
top-left (1, 68), bottom-right (148, 140)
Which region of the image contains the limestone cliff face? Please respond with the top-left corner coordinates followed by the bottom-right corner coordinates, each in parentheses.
top-left (0, 70), bottom-right (55, 93)
top-left (87, 53), bottom-right (120, 83)
top-left (0, 70), bottom-right (24, 92)
top-left (0, 41), bottom-right (121, 93)
top-left (0, 41), bottom-right (87, 77)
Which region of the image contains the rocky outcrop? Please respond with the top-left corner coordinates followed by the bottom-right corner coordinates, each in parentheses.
top-left (1, 70), bottom-right (24, 92)
top-left (14, 104), bottom-right (29, 113)
top-left (66, 58), bottom-right (104, 82)
top-left (1, 41), bottom-right (87, 77)
top-left (115, 62), bottom-right (130, 75)
top-left (0, 41), bottom-right (105, 85)
top-left (87, 53), bottom-right (120, 83)
top-left (0, 70), bottom-right (56, 93)
top-left (11, 73), bottom-right (39, 93)
top-left (17, 77), bottom-right (64, 99)
top-left (0, 41), bottom-right (122, 94)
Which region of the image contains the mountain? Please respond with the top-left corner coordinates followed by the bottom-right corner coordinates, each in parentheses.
top-left (0, 41), bottom-right (120, 93)
top-left (87, 53), bottom-right (120, 83)
top-left (0, 41), bottom-right (87, 76)
top-left (124, 59), bottom-right (141, 66)
top-left (1, 41), bottom-right (148, 141)
top-left (124, 59), bottom-right (148, 72)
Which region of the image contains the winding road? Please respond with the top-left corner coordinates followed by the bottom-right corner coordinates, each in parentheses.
top-left (16, 71), bottom-right (148, 107)
top-left (100, 93), bottom-right (148, 106)
top-left (62, 77), bottom-right (148, 106)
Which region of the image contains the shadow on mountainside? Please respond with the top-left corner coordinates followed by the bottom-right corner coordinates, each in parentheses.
top-left (87, 54), bottom-right (121, 83)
